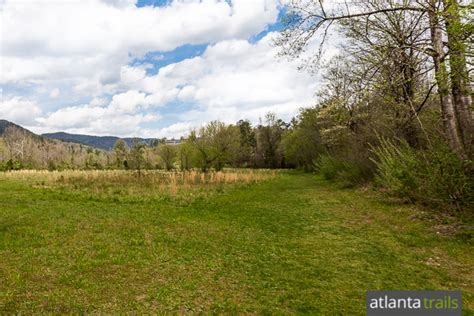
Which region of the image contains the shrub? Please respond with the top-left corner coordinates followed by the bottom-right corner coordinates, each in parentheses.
top-left (0, 159), bottom-right (23, 171)
top-left (370, 139), bottom-right (419, 200)
top-left (313, 154), bottom-right (371, 188)
top-left (314, 154), bottom-right (345, 181)
top-left (371, 138), bottom-right (473, 211)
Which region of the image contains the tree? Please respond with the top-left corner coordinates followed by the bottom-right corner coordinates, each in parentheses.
top-left (276, 0), bottom-right (473, 157)
top-left (255, 113), bottom-right (288, 168)
top-left (191, 121), bottom-right (240, 172)
top-left (442, 0), bottom-right (473, 155)
top-left (236, 120), bottom-right (256, 167)
top-left (3, 126), bottom-right (27, 162)
top-left (113, 139), bottom-right (129, 169)
top-left (338, 2), bottom-right (433, 147)
top-left (282, 107), bottom-right (323, 170)
top-left (177, 140), bottom-right (195, 171)
top-left (158, 144), bottom-right (177, 171)
top-left (427, 0), bottom-right (464, 155)
top-left (85, 148), bottom-right (103, 170)
top-left (128, 139), bottom-right (146, 174)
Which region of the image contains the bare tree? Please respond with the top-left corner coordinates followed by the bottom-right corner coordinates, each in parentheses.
top-left (275, 0), bottom-right (473, 157)
top-left (442, 0), bottom-right (473, 154)
top-left (4, 126), bottom-right (27, 161)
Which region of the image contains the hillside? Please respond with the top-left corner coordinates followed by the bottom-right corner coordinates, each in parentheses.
top-left (42, 132), bottom-right (158, 151)
top-left (0, 120), bottom-right (110, 170)
top-left (0, 120), bottom-right (36, 137)
top-left (0, 120), bottom-right (155, 151)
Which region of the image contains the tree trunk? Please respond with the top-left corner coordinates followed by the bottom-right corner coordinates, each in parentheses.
top-left (428, 1), bottom-right (464, 156)
top-left (443, 0), bottom-right (473, 157)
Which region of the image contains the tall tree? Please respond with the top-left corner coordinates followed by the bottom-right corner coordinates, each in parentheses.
top-left (256, 113), bottom-right (287, 168)
top-left (158, 144), bottom-right (177, 171)
top-left (113, 139), bottom-right (129, 169)
top-left (177, 140), bottom-right (195, 171)
top-left (3, 126), bottom-right (27, 162)
top-left (282, 107), bottom-right (323, 170)
top-left (442, 0), bottom-right (473, 154)
top-left (191, 121), bottom-right (240, 172)
top-left (427, 0), bottom-right (464, 154)
top-left (129, 139), bottom-right (146, 174)
top-left (275, 0), bottom-right (472, 157)
top-left (236, 119), bottom-right (256, 167)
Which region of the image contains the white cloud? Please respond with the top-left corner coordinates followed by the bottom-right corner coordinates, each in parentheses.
top-left (37, 105), bottom-right (107, 129)
top-left (120, 65), bottom-right (147, 87)
top-left (121, 32), bottom-right (318, 135)
top-left (101, 0), bottom-right (137, 8)
top-left (1, 0), bottom-right (280, 85)
top-left (35, 102), bottom-right (161, 136)
top-left (146, 122), bottom-right (194, 139)
top-left (109, 90), bottom-right (148, 113)
top-left (49, 88), bottom-right (60, 99)
top-left (0, 97), bottom-right (43, 125)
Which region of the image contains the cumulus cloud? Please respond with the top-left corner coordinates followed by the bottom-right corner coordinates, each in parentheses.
top-left (101, 0), bottom-right (138, 8)
top-left (109, 90), bottom-right (148, 114)
top-left (0, 97), bottom-right (43, 125)
top-left (1, 0), bottom-right (279, 84)
top-left (121, 33), bottom-right (318, 135)
top-left (35, 102), bottom-right (161, 136)
top-left (49, 88), bottom-right (60, 99)
top-left (147, 122), bottom-right (194, 139)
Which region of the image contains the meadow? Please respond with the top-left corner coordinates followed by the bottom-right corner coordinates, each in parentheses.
top-left (0, 170), bottom-right (472, 314)
top-left (0, 169), bottom-right (276, 202)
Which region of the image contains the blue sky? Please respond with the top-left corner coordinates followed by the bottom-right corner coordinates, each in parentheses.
top-left (0, 0), bottom-right (319, 138)
top-left (132, 44), bottom-right (209, 76)
top-left (136, 0), bottom-right (170, 7)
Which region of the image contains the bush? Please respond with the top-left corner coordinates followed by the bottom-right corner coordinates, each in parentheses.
top-left (371, 138), bottom-right (473, 211)
top-left (370, 139), bottom-right (419, 200)
top-left (313, 154), bottom-right (371, 188)
top-left (0, 159), bottom-right (23, 171)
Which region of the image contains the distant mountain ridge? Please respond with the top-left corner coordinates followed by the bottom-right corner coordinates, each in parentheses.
top-left (0, 119), bottom-right (37, 137)
top-left (42, 132), bottom-right (158, 151)
top-left (0, 120), bottom-right (174, 151)
top-left (0, 119), bottom-right (24, 135)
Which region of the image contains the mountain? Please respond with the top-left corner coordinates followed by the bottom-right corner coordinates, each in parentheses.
top-left (1, 120), bottom-right (173, 151)
top-left (42, 132), bottom-right (158, 151)
top-left (0, 119), bottom-right (37, 137)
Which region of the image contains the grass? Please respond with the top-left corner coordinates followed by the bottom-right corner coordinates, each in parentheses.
top-left (0, 170), bottom-right (472, 314)
top-left (0, 169), bottom-right (277, 205)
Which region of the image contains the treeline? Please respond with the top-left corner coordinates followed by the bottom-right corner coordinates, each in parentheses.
top-left (109, 115), bottom-right (289, 172)
top-left (0, 126), bottom-right (111, 171)
top-left (275, 0), bottom-right (473, 212)
top-left (0, 116), bottom-right (289, 172)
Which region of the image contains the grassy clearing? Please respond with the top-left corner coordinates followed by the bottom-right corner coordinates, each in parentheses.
top-left (0, 171), bottom-right (472, 314)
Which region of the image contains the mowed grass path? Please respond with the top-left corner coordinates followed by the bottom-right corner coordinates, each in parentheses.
top-left (0, 172), bottom-right (472, 314)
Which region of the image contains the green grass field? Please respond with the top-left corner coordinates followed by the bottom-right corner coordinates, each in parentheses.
top-left (0, 171), bottom-right (472, 314)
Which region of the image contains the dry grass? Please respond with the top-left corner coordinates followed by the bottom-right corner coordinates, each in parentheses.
top-left (0, 169), bottom-right (279, 198)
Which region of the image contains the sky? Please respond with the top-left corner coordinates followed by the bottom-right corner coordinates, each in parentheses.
top-left (0, 0), bottom-right (336, 138)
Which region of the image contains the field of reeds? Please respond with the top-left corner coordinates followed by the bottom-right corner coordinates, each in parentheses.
top-left (0, 169), bottom-right (278, 201)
